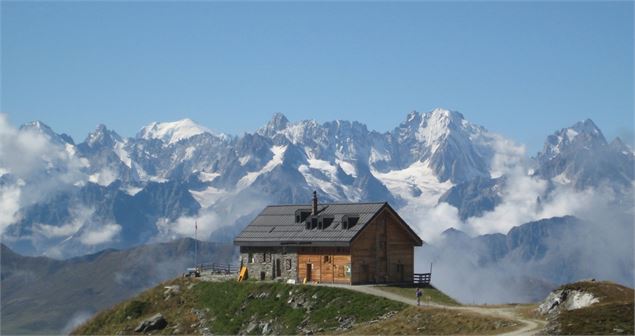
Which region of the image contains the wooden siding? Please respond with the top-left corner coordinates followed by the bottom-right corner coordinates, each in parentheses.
top-left (297, 247), bottom-right (351, 284)
top-left (350, 208), bottom-right (415, 284)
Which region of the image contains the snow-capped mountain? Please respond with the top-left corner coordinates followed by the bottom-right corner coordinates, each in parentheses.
top-left (137, 118), bottom-right (228, 145)
top-left (77, 124), bottom-right (141, 185)
top-left (387, 109), bottom-right (494, 183)
top-left (1, 110), bottom-right (632, 258)
top-left (19, 120), bottom-right (75, 146)
top-left (534, 119), bottom-right (634, 190)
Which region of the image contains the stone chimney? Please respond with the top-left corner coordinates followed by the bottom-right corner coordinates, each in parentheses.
top-left (312, 191), bottom-right (318, 215)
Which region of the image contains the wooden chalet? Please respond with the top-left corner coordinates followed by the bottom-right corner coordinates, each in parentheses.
top-left (233, 192), bottom-right (423, 285)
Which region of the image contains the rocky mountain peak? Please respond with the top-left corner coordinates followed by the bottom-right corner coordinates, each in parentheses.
top-left (442, 227), bottom-right (465, 236)
top-left (19, 120), bottom-right (73, 145)
top-left (397, 108), bottom-right (471, 144)
top-left (392, 108), bottom-right (492, 183)
top-left (428, 107), bottom-right (465, 124)
top-left (441, 227), bottom-right (472, 243)
top-left (534, 119), bottom-right (634, 189)
top-left (609, 137), bottom-right (633, 154)
top-left (571, 118), bottom-right (602, 134)
top-left (566, 119), bottom-right (606, 144)
top-left (258, 113), bottom-right (290, 137)
top-left (84, 124), bottom-right (122, 148)
top-left (5, 111), bottom-right (634, 266)
top-left (538, 118), bottom-right (607, 161)
top-left (20, 120), bottom-right (49, 131)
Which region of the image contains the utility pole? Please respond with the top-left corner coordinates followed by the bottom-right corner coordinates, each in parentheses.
top-left (194, 220), bottom-right (198, 269)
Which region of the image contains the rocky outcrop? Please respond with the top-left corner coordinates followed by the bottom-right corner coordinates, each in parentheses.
top-left (537, 281), bottom-right (601, 335)
top-left (134, 313), bottom-right (167, 333)
top-left (538, 288), bottom-right (599, 316)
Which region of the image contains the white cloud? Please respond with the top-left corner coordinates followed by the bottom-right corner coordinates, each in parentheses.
top-left (32, 206), bottom-right (93, 238)
top-left (155, 191), bottom-right (269, 241)
top-left (404, 202), bottom-right (464, 244)
top-left (0, 115), bottom-right (51, 178)
top-left (467, 169), bottom-right (548, 235)
top-left (0, 184), bottom-right (21, 234)
top-left (0, 114), bottom-right (87, 235)
top-left (79, 223), bottom-right (122, 245)
top-left (36, 222), bottom-right (83, 238)
top-left (88, 167), bottom-right (118, 186)
top-left (412, 147), bottom-right (634, 305)
top-left (487, 134), bottom-right (527, 178)
top-left (156, 212), bottom-right (221, 240)
top-left (61, 311), bottom-right (94, 335)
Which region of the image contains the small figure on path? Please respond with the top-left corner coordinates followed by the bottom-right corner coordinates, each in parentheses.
top-left (416, 287), bottom-right (422, 306)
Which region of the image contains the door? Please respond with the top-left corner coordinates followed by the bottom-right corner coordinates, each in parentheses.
top-left (306, 263), bottom-right (312, 282)
top-left (362, 264), bottom-right (369, 283)
top-left (272, 260), bottom-right (276, 280)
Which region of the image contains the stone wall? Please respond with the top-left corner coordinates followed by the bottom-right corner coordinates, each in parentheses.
top-left (240, 247), bottom-right (298, 282)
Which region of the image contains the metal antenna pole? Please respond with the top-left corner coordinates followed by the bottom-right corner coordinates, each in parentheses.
top-left (194, 220), bottom-right (198, 268)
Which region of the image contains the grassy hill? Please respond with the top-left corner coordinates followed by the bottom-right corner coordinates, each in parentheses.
top-left (542, 280), bottom-right (634, 335)
top-left (73, 278), bottom-right (517, 335)
top-left (0, 239), bottom-right (234, 334)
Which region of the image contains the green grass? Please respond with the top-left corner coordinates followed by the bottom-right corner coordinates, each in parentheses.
top-left (374, 284), bottom-right (461, 306)
top-left (559, 280), bottom-right (634, 304)
top-left (74, 278), bottom-right (533, 335)
top-left (73, 278), bottom-right (407, 335)
top-left (558, 302), bottom-right (634, 335)
top-left (194, 281), bottom-right (406, 334)
top-left (74, 278), bottom-right (519, 335)
top-left (548, 281), bottom-right (634, 335)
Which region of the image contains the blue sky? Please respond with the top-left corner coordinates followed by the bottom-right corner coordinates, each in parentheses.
top-left (1, 1), bottom-right (633, 154)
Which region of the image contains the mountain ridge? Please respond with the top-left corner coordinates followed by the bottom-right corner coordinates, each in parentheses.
top-left (0, 238), bottom-right (235, 335)
top-left (1, 109), bottom-right (632, 262)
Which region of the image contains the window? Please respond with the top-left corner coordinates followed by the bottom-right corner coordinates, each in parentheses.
top-left (248, 253), bottom-right (254, 263)
top-left (305, 217), bottom-right (319, 230)
top-left (285, 258), bottom-right (292, 270)
top-left (342, 215), bottom-right (359, 229)
top-left (296, 209), bottom-right (311, 223)
top-left (323, 255), bottom-right (331, 263)
top-left (318, 216), bottom-right (334, 230)
top-left (345, 264), bottom-right (352, 278)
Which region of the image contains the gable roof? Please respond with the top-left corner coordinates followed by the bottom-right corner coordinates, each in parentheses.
top-left (234, 202), bottom-right (423, 247)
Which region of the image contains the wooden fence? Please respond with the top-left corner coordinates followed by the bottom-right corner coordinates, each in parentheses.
top-left (199, 263), bottom-right (240, 274)
top-left (413, 273), bottom-right (431, 285)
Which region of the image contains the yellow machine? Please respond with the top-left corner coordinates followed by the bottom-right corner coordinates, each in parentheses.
top-left (237, 266), bottom-right (248, 282)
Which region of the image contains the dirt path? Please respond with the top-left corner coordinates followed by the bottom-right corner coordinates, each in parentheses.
top-left (317, 284), bottom-right (546, 336)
